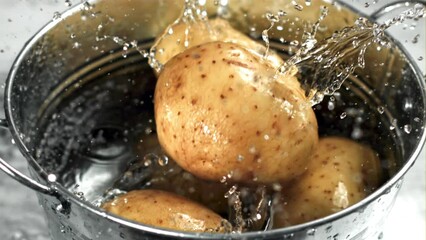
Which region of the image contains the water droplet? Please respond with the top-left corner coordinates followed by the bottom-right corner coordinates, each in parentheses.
top-left (340, 112), bottom-right (347, 119)
top-left (65, 0), bottom-right (72, 7)
top-left (377, 106), bottom-right (385, 114)
top-left (292, 0), bottom-right (303, 11)
top-left (264, 134), bottom-right (270, 140)
top-left (144, 127), bottom-right (153, 135)
top-left (377, 232), bottom-right (384, 239)
top-left (11, 138), bottom-right (15, 144)
top-left (414, 117), bottom-right (421, 122)
top-left (290, 40), bottom-right (299, 46)
top-left (224, 185), bottom-right (238, 198)
top-left (53, 11), bottom-right (62, 20)
top-left (272, 183), bottom-right (282, 191)
top-left (157, 155), bottom-right (169, 166)
top-left (328, 101), bottom-right (335, 111)
top-left (284, 233), bottom-right (295, 239)
top-left (142, 154), bottom-right (154, 167)
top-left (73, 42), bottom-right (82, 49)
top-left (47, 174), bottom-right (57, 182)
top-left (418, 56), bottom-right (424, 61)
top-left (307, 228), bottom-right (316, 236)
top-left (305, 0), bottom-right (312, 6)
top-left (249, 146), bottom-right (257, 154)
top-left (220, 175), bottom-right (227, 183)
top-left (404, 124), bottom-right (412, 134)
top-left (412, 34), bottom-right (420, 44)
top-left (236, 154), bottom-right (245, 161)
top-left (266, 13), bottom-right (279, 23)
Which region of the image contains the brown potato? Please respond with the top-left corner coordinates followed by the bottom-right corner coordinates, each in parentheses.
top-left (155, 41), bottom-right (318, 184)
top-left (102, 190), bottom-right (229, 233)
top-left (151, 18), bottom-right (284, 70)
top-left (273, 137), bottom-right (382, 227)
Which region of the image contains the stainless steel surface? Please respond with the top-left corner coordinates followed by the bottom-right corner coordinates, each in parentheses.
top-left (0, 1), bottom-right (424, 239)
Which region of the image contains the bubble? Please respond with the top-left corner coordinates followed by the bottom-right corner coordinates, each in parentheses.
top-left (377, 106), bottom-right (385, 114)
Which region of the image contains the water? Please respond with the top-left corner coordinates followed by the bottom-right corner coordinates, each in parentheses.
top-left (31, 39), bottom-right (402, 232)
top-left (24, 0), bottom-right (424, 235)
top-left (276, 4), bottom-right (425, 105)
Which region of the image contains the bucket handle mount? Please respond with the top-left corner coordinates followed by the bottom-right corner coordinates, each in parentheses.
top-left (0, 119), bottom-right (55, 196)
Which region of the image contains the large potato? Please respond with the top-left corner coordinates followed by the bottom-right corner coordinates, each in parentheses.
top-left (102, 190), bottom-right (229, 233)
top-left (273, 137), bottom-right (382, 227)
top-left (155, 41), bottom-right (318, 184)
top-left (151, 18), bottom-right (283, 70)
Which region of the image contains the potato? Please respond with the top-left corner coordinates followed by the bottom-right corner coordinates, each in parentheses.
top-left (151, 18), bottom-right (284, 70)
top-left (102, 190), bottom-right (229, 233)
top-left (273, 137), bottom-right (382, 227)
top-left (155, 41), bottom-right (318, 184)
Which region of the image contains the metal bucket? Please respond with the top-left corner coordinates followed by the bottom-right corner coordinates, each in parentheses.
top-left (0, 0), bottom-right (424, 239)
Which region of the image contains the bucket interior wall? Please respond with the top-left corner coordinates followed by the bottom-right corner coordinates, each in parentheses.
top-left (4, 0), bottom-right (425, 238)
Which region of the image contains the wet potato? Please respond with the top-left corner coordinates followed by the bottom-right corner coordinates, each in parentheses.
top-left (155, 41), bottom-right (318, 184)
top-left (273, 137), bottom-right (382, 227)
top-left (102, 190), bottom-right (229, 233)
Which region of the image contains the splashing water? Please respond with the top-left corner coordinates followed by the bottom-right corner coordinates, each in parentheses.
top-left (262, 10), bottom-right (287, 59)
top-left (277, 3), bottom-right (426, 105)
top-left (148, 0), bottom-right (210, 72)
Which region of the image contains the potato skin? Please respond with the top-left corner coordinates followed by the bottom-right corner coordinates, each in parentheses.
top-left (273, 137), bottom-right (382, 227)
top-left (155, 41), bottom-right (318, 184)
top-left (152, 18), bottom-right (283, 69)
top-left (102, 190), bottom-right (228, 233)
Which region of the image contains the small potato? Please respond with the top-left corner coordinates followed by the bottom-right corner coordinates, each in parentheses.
top-left (273, 137), bottom-right (382, 227)
top-left (155, 41), bottom-right (318, 184)
top-left (151, 18), bottom-right (284, 70)
top-left (102, 190), bottom-right (229, 233)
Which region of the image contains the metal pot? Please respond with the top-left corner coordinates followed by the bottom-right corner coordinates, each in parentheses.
top-left (0, 0), bottom-right (424, 239)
